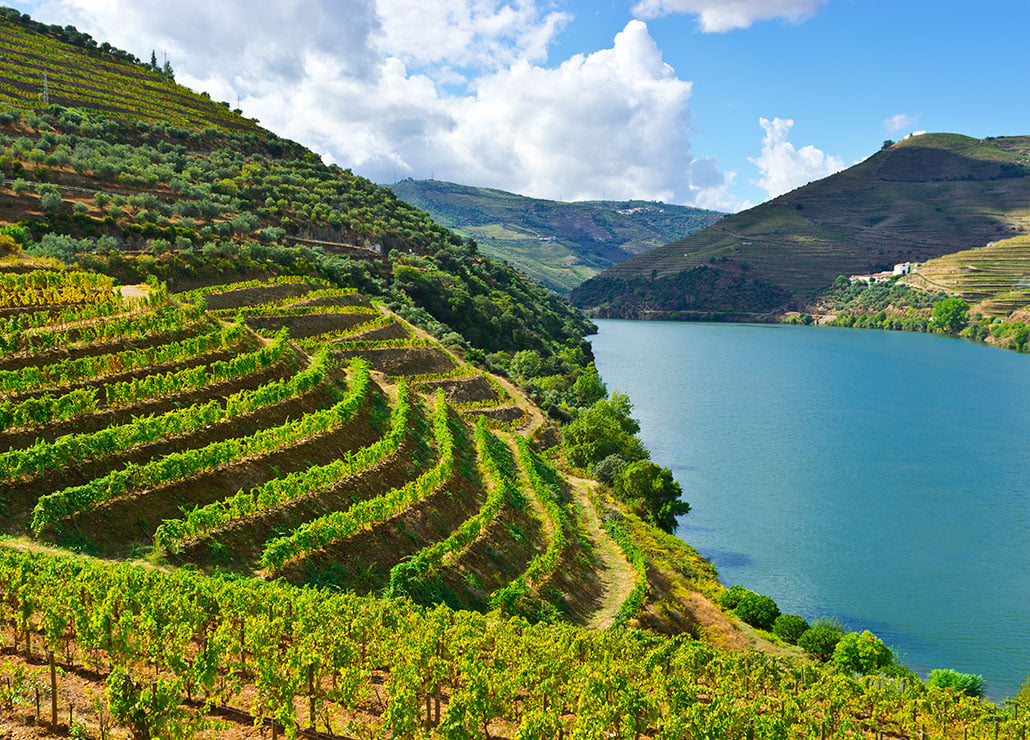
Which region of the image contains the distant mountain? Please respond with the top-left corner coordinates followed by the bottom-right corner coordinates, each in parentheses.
top-left (572, 133), bottom-right (1030, 318)
top-left (388, 179), bottom-right (723, 293)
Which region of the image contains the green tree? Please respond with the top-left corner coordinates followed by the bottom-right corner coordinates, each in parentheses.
top-left (773, 614), bottom-right (810, 644)
top-left (732, 592), bottom-right (780, 630)
top-left (832, 630), bottom-right (893, 675)
top-left (798, 623), bottom-right (844, 662)
top-left (931, 296), bottom-right (969, 333)
top-left (562, 392), bottom-right (647, 469)
top-left (613, 460), bottom-right (690, 532)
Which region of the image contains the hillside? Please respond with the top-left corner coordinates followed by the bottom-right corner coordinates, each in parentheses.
top-left (0, 13), bottom-right (1025, 740)
top-left (572, 133), bottom-right (1030, 318)
top-left (389, 179), bottom-right (722, 293)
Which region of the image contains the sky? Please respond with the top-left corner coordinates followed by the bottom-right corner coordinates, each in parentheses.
top-left (10, 0), bottom-right (1030, 211)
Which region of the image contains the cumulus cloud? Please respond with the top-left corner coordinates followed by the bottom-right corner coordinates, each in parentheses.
top-left (884, 113), bottom-right (917, 133)
top-left (29, 1), bottom-right (740, 208)
top-left (631, 0), bottom-right (827, 31)
top-left (748, 117), bottom-right (844, 198)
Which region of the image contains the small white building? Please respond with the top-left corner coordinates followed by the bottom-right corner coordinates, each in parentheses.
top-left (892, 262), bottom-right (914, 276)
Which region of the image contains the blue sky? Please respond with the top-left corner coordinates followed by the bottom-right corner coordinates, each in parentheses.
top-left (12, 0), bottom-right (1030, 210)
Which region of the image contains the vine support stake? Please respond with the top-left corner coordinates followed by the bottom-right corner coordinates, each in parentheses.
top-left (48, 650), bottom-right (57, 727)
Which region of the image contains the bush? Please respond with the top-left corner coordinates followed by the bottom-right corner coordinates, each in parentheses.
top-left (798, 624), bottom-right (844, 661)
top-left (772, 614), bottom-right (810, 644)
top-left (40, 191), bottom-right (64, 212)
top-left (591, 454), bottom-right (626, 485)
top-left (718, 585), bottom-right (753, 610)
top-left (832, 630), bottom-right (893, 675)
top-left (733, 592), bottom-right (780, 630)
top-left (926, 669), bottom-right (984, 698)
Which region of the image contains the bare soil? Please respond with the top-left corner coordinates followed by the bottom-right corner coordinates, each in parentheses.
top-left (245, 312), bottom-right (372, 339)
top-left (418, 375), bottom-right (501, 406)
top-left (200, 283), bottom-right (318, 310)
top-left (334, 346), bottom-right (456, 376)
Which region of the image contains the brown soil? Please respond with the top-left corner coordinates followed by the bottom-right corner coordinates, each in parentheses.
top-left (337, 320), bottom-right (409, 343)
top-left (245, 312), bottom-right (371, 339)
top-left (0, 359), bottom-right (289, 450)
top-left (199, 283), bottom-right (318, 310)
top-left (289, 293), bottom-right (373, 309)
top-left (54, 384), bottom-right (384, 557)
top-left (419, 375), bottom-right (501, 406)
top-left (334, 346), bottom-right (456, 376)
top-left (461, 405), bottom-right (525, 424)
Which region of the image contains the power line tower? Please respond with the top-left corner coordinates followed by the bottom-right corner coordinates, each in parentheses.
top-left (42, 71), bottom-right (48, 106)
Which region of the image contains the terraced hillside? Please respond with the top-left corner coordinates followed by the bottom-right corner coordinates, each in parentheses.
top-left (0, 11), bottom-right (259, 132)
top-left (904, 235), bottom-right (1030, 317)
top-left (0, 14), bottom-right (1025, 740)
top-left (389, 179), bottom-right (723, 293)
top-left (0, 266), bottom-right (1023, 740)
top-left (0, 269), bottom-right (659, 629)
top-left (573, 134), bottom-right (1030, 318)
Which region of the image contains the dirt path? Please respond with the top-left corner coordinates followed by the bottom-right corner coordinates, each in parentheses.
top-left (567, 476), bottom-right (637, 630)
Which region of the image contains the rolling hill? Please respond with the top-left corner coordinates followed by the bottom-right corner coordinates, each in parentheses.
top-left (572, 133), bottom-right (1030, 318)
top-left (389, 179), bottom-right (722, 293)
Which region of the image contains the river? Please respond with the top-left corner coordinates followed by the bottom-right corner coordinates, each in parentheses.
top-left (589, 320), bottom-right (1029, 700)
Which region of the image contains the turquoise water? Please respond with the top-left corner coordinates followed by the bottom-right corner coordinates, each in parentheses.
top-left (590, 320), bottom-right (1029, 700)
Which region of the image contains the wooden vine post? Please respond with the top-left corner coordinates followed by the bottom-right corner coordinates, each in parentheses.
top-left (48, 650), bottom-right (57, 727)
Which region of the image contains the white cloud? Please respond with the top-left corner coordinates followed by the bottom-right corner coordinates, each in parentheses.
top-left (884, 113), bottom-right (917, 133)
top-left (631, 0), bottom-right (827, 32)
top-left (748, 117), bottom-right (844, 198)
top-left (375, 0), bottom-right (571, 69)
top-left (29, 1), bottom-right (741, 209)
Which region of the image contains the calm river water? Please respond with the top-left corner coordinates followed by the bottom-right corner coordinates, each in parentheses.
top-left (590, 320), bottom-right (1029, 699)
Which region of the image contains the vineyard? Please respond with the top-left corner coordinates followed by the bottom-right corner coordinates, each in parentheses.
top-left (0, 12), bottom-right (1025, 739)
top-left (0, 267), bottom-right (1023, 740)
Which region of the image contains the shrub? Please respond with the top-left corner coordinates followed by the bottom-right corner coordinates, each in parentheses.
top-left (798, 624), bottom-right (844, 662)
top-left (832, 630), bottom-right (893, 675)
top-left (773, 614), bottom-right (810, 644)
top-left (926, 669), bottom-right (984, 698)
top-left (40, 191), bottom-right (64, 212)
top-left (718, 585), bottom-right (753, 610)
top-left (591, 454), bottom-right (626, 485)
top-left (733, 592), bottom-right (780, 630)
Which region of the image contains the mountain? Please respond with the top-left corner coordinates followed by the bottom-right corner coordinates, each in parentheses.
top-left (572, 133), bottom-right (1030, 318)
top-left (389, 178), bottom-right (722, 293)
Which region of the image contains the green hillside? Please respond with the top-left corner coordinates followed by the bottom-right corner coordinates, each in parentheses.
top-left (572, 133), bottom-right (1030, 318)
top-left (0, 9), bottom-right (260, 132)
top-left (389, 179), bottom-right (722, 293)
top-left (0, 12), bottom-right (1025, 740)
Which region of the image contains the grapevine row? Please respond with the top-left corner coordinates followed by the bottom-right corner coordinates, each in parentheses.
top-left (0, 321), bottom-right (242, 394)
top-left (386, 417), bottom-right (510, 599)
top-left (490, 437), bottom-right (570, 612)
top-left (0, 327), bottom-right (285, 432)
top-left (0, 546), bottom-right (1021, 739)
top-left (0, 340), bottom-right (317, 483)
top-left (30, 359), bottom-right (362, 535)
top-left (154, 359), bottom-right (387, 551)
top-left (261, 385), bottom-right (455, 572)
